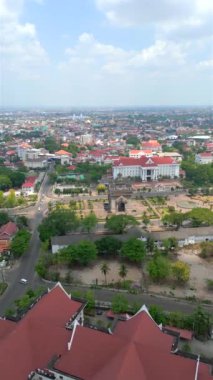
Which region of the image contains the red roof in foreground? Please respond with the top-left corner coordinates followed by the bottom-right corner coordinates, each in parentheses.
top-left (22, 176), bottom-right (37, 188)
top-left (164, 325), bottom-right (193, 341)
top-left (55, 309), bottom-right (212, 380)
top-left (0, 284), bottom-right (83, 380)
top-left (113, 156), bottom-right (175, 167)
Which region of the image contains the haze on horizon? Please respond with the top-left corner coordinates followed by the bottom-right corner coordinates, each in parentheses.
top-left (0, 0), bottom-right (213, 108)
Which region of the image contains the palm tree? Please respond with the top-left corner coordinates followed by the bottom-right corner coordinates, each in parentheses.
top-left (119, 264), bottom-right (128, 281)
top-left (100, 262), bottom-right (110, 284)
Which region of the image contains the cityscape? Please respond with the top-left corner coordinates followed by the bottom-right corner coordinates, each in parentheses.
top-left (0, 0), bottom-right (213, 380)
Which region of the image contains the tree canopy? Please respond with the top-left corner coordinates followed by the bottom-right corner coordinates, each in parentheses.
top-left (57, 240), bottom-right (97, 266)
top-left (38, 209), bottom-right (79, 241)
top-left (81, 213), bottom-right (98, 233)
top-left (148, 255), bottom-right (171, 282)
top-left (105, 214), bottom-right (138, 234)
top-left (10, 229), bottom-right (31, 258)
top-left (95, 236), bottom-right (122, 257)
top-left (121, 238), bottom-right (146, 263)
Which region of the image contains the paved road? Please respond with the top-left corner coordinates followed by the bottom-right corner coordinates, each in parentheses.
top-left (64, 285), bottom-right (213, 315)
top-left (0, 173), bottom-right (50, 316)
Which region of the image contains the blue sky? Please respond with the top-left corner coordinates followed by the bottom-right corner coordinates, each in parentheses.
top-left (0, 0), bottom-right (213, 107)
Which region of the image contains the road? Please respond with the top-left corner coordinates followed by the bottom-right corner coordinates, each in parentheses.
top-left (0, 172), bottom-right (50, 316)
top-left (0, 173), bottom-right (212, 317)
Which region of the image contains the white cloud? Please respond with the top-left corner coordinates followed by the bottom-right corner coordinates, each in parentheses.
top-left (0, 0), bottom-right (48, 80)
top-left (96, 0), bottom-right (213, 44)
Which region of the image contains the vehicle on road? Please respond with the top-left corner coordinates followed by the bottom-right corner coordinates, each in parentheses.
top-left (19, 278), bottom-right (28, 284)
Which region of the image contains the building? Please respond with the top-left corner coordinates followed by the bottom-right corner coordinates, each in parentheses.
top-left (129, 150), bottom-right (153, 158)
top-left (141, 140), bottom-right (162, 152)
top-left (21, 176), bottom-right (38, 195)
top-left (0, 284), bottom-right (211, 379)
top-left (150, 226), bottom-right (213, 247)
top-left (195, 152), bottom-right (213, 164)
top-left (0, 221), bottom-right (17, 241)
top-left (113, 156), bottom-right (180, 180)
top-left (55, 150), bottom-right (72, 165)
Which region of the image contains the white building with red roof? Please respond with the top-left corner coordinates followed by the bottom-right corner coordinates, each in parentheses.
top-left (0, 284), bottom-right (212, 380)
top-left (195, 152), bottom-right (213, 164)
top-left (113, 156), bottom-right (180, 181)
top-left (21, 176), bottom-right (38, 195)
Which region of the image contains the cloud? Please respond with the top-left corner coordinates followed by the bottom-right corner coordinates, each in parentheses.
top-left (96, 0), bottom-right (213, 43)
top-left (0, 0), bottom-right (48, 80)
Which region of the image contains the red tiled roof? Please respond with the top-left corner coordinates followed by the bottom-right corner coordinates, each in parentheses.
top-left (67, 165), bottom-right (76, 170)
top-left (55, 149), bottom-right (71, 156)
top-left (164, 325), bottom-right (193, 340)
top-left (113, 156), bottom-right (175, 167)
top-left (22, 176), bottom-right (37, 188)
top-left (0, 284), bottom-right (83, 380)
top-left (199, 152), bottom-right (212, 157)
top-left (55, 310), bottom-right (211, 380)
top-left (0, 222), bottom-right (17, 239)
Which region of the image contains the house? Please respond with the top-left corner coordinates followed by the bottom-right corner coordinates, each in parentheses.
top-left (21, 176), bottom-right (38, 195)
top-left (129, 150), bottom-right (153, 158)
top-left (195, 152), bottom-right (213, 164)
top-left (113, 156), bottom-right (180, 180)
top-left (0, 222), bottom-right (18, 241)
top-left (141, 140), bottom-right (162, 152)
top-left (55, 150), bottom-right (72, 165)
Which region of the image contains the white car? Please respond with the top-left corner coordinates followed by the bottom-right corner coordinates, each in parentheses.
top-left (20, 278), bottom-right (28, 284)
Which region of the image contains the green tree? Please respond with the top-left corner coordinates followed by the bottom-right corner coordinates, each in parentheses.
top-left (105, 214), bottom-right (138, 234)
top-left (0, 212), bottom-right (10, 227)
top-left (81, 213), bottom-right (98, 233)
top-left (0, 175), bottom-right (12, 191)
top-left (146, 237), bottom-right (155, 253)
top-left (38, 209), bottom-right (79, 241)
top-left (6, 189), bottom-right (17, 208)
top-left (95, 236), bottom-right (122, 257)
top-left (0, 191), bottom-right (5, 207)
top-left (149, 305), bottom-right (166, 324)
top-left (172, 261), bottom-right (190, 283)
top-left (112, 294), bottom-right (129, 314)
top-left (119, 264), bottom-right (128, 280)
top-left (121, 238), bottom-right (146, 263)
top-left (126, 135), bottom-right (140, 147)
top-left (10, 229), bottom-right (31, 258)
top-left (100, 262), bottom-right (110, 284)
top-left (148, 255), bottom-right (171, 282)
top-left (192, 306), bottom-right (212, 339)
top-left (85, 290), bottom-right (95, 312)
top-left (44, 136), bottom-right (60, 153)
top-left (162, 237), bottom-right (178, 254)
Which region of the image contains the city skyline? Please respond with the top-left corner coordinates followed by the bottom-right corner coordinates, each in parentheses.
top-left (1, 0), bottom-right (213, 107)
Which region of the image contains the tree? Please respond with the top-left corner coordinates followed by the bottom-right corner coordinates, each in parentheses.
top-left (95, 236), bottom-right (122, 257)
top-left (38, 209), bottom-right (79, 241)
top-left (100, 262), bottom-right (110, 284)
top-left (112, 294), bottom-right (129, 314)
top-left (192, 306), bottom-right (212, 339)
top-left (126, 135), bottom-right (140, 147)
top-left (119, 264), bottom-right (128, 280)
top-left (81, 213), bottom-right (98, 233)
top-left (0, 191), bottom-right (5, 207)
top-left (149, 305), bottom-right (166, 324)
top-left (6, 189), bottom-right (17, 208)
top-left (162, 212), bottom-right (183, 228)
top-left (200, 241), bottom-right (213, 258)
top-left (96, 184), bottom-right (106, 193)
top-left (0, 175), bottom-right (12, 191)
top-left (16, 216), bottom-right (28, 229)
top-left (148, 255), bottom-right (171, 282)
top-left (172, 261), bottom-right (190, 283)
top-left (0, 212), bottom-right (10, 227)
top-left (121, 238), bottom-right (146, 263)
top-left (105, 214), bottom-right (138, 234)
top-left (44, 136), bottom-right (60, 153)
top-left (10, 229), bottom-right (31, 258)
top-left (162, 237), bottom-right (178, 254)
top-left (146, 237), bottom-right (155, 253)
top-left (85, 290), bottom-right (95, 312)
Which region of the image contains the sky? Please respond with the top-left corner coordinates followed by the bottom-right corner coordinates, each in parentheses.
top-left (0, 0), bottom-right (213, 107)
